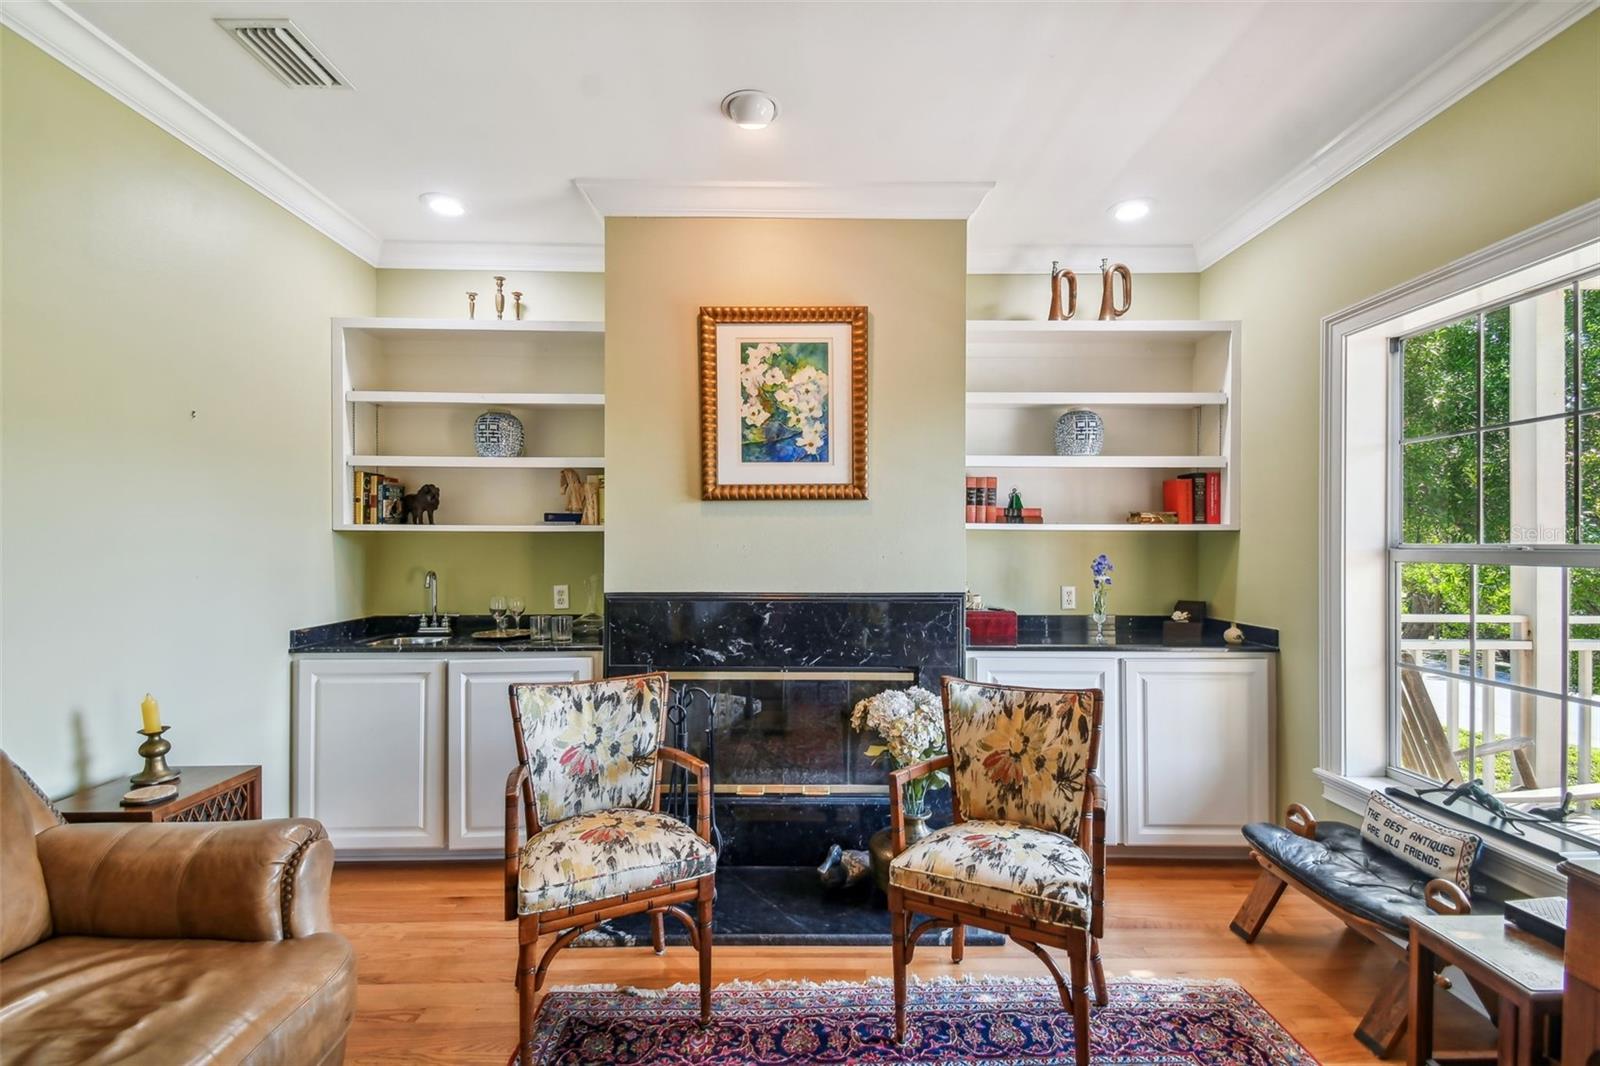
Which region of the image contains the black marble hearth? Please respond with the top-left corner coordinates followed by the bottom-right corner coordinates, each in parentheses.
top-left (605, 593), bottom-right (964, 868)
top-left (573, 866), bottom-right (1003, 947)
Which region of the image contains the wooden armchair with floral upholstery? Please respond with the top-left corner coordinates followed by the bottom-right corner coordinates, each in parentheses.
top-left (504, 672), bottom-right (716, 1059)
top-left (886, 677), bottom-right (1107, 1066)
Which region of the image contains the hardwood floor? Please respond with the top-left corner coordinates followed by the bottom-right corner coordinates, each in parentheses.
top-left (332, 858), bottom-right (1493, 1064)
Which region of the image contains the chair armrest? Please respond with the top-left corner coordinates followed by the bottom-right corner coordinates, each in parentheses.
top-left (657, 746), bottom-right (713, 844)
top-left (35, 818), bottom-right (333, 941)
top-left (1085, 771), bottom-right (1107, 939)
top-left (888, 754), bottom-right (953, 854)
top-left (505, 763), bottom-right (537, 921)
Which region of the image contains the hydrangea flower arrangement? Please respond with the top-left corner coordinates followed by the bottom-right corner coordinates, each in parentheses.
top-left (850, 686), bottom-right (948, 818)
top-left (1091, 553), bottom-right (1114, 626)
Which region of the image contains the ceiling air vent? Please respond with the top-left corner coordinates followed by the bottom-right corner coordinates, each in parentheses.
top-left (216, 19), bottom-right (349, 88)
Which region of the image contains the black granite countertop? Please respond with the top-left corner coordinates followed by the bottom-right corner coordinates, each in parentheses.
top-left (967, 613), bottom-right (1278, 652)
top-left (290, 614), bottom-right (601, 654)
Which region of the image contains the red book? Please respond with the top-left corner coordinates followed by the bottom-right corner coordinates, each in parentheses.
top-left (1162, 478), bottom-right (1194, 524)
top-left (964, 476), bottom-right (978, 522)
top-left (1204, 471), bottom-right (1221, 524)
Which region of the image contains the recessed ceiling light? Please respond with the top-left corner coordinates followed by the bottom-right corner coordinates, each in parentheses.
top-left (420, 192), bottom-right (465, 217)
top-left (1110, 199), bottom-right (1151, 223)
top-left (721, 90), bottom-right (778, 130)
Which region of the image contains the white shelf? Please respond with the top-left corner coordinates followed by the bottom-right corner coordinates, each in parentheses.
top-left (347, 390), bottom-right (604, 408)
top-left (334, 317), bottom-right (603, 339)
top-left (336, 523), bottom-right (604, 533)
top-left (967, 319), bottom-right (1240, 346)
top-left (967, 391), bottom-right (1226, 408)
top-left (966, 523), bottom-right (1238, 532)
top-left (348, 455), bottom-right (605, 469)
top-left (966, 455), bottom-right (1225, 469)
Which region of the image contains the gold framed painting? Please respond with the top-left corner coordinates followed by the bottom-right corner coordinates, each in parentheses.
top-left (698, 305), bottom-right (868, 500)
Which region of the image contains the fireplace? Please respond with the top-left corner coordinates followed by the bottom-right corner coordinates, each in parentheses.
top-left (604, 594), bottom-right (964, 866)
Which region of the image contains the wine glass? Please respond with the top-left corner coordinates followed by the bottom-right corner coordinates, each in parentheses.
top-left (508, 597), bottom-right (525, 633)
top-left (489, 596), bottom-right (507, 634)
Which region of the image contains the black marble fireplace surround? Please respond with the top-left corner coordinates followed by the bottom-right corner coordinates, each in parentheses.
top-left (598, 593), bottom-right (971, 945)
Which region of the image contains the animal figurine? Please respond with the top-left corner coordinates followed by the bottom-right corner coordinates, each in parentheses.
top-left (559, 468), bottom-right (588, 515)
top-left (402, 483), bottom-right (441, 524)
top-left (1047, 260), bottom-right (1077, 321)
top-left (1097, 258), bottom-right (1132, 320)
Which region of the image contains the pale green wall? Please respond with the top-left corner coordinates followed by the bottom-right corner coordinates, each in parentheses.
top-left (0, 31), bottom-right (376, 812)
top-left (1197, 12), bottom-right (1600, 813)
top-left (359, 269), bottom-right (606, 616)
top-left (965, 273), bottom-right (1211, 614)
top-left (605, 218), bottom-right (968, 592)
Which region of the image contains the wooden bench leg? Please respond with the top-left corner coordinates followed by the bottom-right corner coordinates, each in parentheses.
top-left (1229, 868), bottom-right (1287, 943)
top-left (1355, 957), bottom-right (1411, 1058)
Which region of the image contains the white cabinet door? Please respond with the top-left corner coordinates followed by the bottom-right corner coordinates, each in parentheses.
top-left (963, 652), bottom-right (1122, 845)
top-left (446, 655), bottom-right (596, 850)
top-left (1121, 656), bottom-right (1272, 846)
top-left (293, 658), bottom-right (447, 851)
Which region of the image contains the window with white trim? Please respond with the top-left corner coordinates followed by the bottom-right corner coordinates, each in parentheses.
top-left (1391, 273), bottom-right (1600, 841)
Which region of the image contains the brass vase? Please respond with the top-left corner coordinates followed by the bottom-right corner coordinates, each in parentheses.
top-left (869, 811), bottom-right (931, 894)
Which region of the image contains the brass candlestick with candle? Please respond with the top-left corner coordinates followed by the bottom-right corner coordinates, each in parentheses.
top-left (131, 693), bottom-right (180, 786)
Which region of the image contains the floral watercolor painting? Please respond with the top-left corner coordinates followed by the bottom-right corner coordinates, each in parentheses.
top-left (738, 340), bottom-right (830, 463)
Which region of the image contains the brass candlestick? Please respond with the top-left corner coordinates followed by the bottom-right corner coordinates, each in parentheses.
top-left (494, 276), bottom-right (507, 319)
top-left (467, 291), bottom-right (478, 319)
top-left (512, 291), bottom-right (524, 320)
top-left (131, 727), bottom-right (180, 786)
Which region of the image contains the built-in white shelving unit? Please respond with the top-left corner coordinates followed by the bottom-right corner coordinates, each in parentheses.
top-left (965, 320), bottom-right (1240, 532)
top-left (332, 318), bottom-right (605, 533)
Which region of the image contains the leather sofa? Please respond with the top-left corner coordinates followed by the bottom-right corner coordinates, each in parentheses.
top-left (0, 752), bottom-right (356, 1064)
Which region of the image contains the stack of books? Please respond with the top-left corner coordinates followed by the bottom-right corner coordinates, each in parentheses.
top-left (1160, 472), bottom-right (1222, 524)
top-left (351, 470), bottom-right (405, 525)
top-left (964, 476), bottom-right (1043, 524)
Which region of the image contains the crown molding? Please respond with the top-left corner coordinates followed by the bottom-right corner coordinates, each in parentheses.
top-left (1194, 0), bottom-right (1597, 269)
top-left (576, 179), bottom-right (995, 221)
top-left (0, 0), bottom-right (383, 264)
top-left (967, 243), bottom-right (1198, 276)
top-left (377, 241), bottom-right (604, 272)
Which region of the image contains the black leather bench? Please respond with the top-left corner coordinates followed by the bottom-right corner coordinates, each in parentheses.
top-left (1231, 803), bottom-right (1500, 1057)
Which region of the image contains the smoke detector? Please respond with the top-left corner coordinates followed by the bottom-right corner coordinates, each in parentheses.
top-left (216, 19), bottom-right (349, 88)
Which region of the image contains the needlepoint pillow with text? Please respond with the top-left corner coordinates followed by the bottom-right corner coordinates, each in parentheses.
top-left (1361, 791), bottom-right (1482, 894)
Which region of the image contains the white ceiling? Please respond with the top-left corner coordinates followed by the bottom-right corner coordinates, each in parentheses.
top-left (10, 1), bottom-right (1591, 272)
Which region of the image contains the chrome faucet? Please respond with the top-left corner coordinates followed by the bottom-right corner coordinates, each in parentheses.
top-left (414, 570), bottom-right (453, 635)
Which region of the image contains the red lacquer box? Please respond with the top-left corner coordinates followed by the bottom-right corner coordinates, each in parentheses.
top-left (965, 609), bottom-right (1018, 646)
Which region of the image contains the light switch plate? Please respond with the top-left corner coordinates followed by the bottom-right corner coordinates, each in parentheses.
top-left (553, 584), bottom-right (569, 610)
top-left (1060, 586), bottom-right (1076, 610)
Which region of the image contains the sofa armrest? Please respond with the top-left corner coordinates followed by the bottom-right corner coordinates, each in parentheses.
top-left (35, 818), bottom-right (335, 942)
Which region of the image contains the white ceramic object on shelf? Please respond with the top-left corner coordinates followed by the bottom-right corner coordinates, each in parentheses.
top-left (1223, 624), bottom-right (1245, 645)
top-left (1054, 408), bottom-right (1104, 456)
top-left (474, 411), bottom-right (525, 458)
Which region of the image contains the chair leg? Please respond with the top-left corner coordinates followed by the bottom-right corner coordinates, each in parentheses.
top-left (1090, 937), bottom-right (1109, 1007)
top-left (1069, 938), bottom-right (1092, 1066)
top-left (890, 888), bottom-right (909, 1043)
top-left (696, 880), bottom-right (714, 1025)
top-left (1353, 956), bottom-right (1411, 1058)
top-left (651, 910), bottom-right (667, 956)
top-left (951, 921), bottom-right (965, 964)
top-left (517, 935), bottom-right (538, 1065)
top-left (1229, 868), bottom-right (1287, 943)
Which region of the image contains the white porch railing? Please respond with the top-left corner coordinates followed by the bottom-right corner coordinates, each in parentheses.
top-left (1400, 613), bottom-right (1596, 792)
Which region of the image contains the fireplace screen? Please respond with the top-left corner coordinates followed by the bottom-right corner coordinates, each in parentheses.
top-left (668, 670), bottom-right (917, 795)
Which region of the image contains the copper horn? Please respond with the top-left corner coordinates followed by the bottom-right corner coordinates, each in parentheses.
top-left (1097, 259), bottom-right (1132, 320)
top-left (1048, 261), bottom-right (1078, 321)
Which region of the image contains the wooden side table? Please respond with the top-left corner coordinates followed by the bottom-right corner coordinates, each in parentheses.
top-left (56, 765), bottom-right (261, 823)
top-left (1409, 913), bottom-right (1565, 1066)
top-left (1563, 858), bottom-right (1600, 1066)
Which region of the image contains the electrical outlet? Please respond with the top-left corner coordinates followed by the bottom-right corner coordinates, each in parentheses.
top-left (1060, 585), bottom-right (1076, 610)
top-left (553, 584), bottom-right (569, 610)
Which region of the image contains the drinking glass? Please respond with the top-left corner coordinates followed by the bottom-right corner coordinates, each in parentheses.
top-left (508, 597), bottom-right (525, 632)
top-left (551, 614), bottom-right (573, 646)
top-left (489, 596), bottom-right (508, 633)
top-left (528, 615), bottom-right (551, 647)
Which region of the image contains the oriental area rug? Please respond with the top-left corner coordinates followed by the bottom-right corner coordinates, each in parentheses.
top-left (509, 976), bottom-right (1319, 1065)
